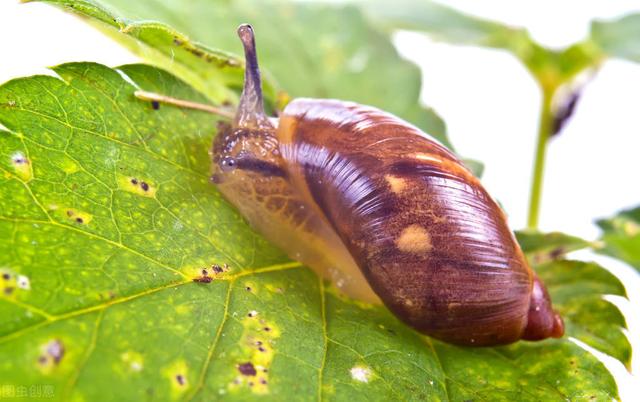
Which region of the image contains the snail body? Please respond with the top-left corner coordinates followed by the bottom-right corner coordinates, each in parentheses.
top-left (210, 25), bottom-right (564, 346)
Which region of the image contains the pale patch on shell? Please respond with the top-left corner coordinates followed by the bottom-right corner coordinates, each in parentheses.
top-left (395, 224), bottom-right (432, 254)
top-left (385, 175), bottom-right (407, 194)
top-left (409, 152), bottom-right (442, 164)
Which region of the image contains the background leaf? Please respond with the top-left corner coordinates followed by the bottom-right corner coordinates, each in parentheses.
top-left (536, 260), bottom-right (629, 365)
top-left (357, 0), bottom-right (640, 95)
top-left (36, 0), bottom-right (254, 105)
top-left (597, 206), bottom-right (640, 272)
top-left (591, 14), bottom-right (640, 63)
top-left (516, 230), bottom-right (592, 265)
top-left (40, 0), bottom-right (451, 148)
top-left (355, 0), bottom-right (534, 51)
top-left (354, 0), bottom-right (603, 89)
top-left (516, 230), bottom-right (631, 364)
top-left (0, 62), bottom-right (628, 400)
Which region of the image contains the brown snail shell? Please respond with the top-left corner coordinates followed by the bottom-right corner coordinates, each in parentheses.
top-left (209, 24), bottom-right (564, 346)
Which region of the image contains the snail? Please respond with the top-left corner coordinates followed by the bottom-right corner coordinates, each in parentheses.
top-left (136, 24), bottom-right (564, 346)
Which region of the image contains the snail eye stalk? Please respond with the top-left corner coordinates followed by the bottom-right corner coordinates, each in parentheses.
top-left (235, 24), bottom-right (273, 130)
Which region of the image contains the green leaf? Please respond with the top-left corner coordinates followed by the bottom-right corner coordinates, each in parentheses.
top-left (0, 62), bottom-right (628, 400)
top-left (596, 205), bottom-right (640, 272)
top-left (516, 230), bottom-right (592, 265)
top-left (591, 14), bottom-right (640, 63)
top-left (536, 260), bottom-right (629, 365)
top-left (39, 0), bottom-right (451, 148)
top-left (36, 0), bottom-right (257, 106)
top-left (357, 0), bottom-right (602, 89)
top-left (461, 158), bottom-right (484, 179)
top-left (356, 0), bottom-right (532, 51)
top-left (516, 230), bottom-right (630, 365)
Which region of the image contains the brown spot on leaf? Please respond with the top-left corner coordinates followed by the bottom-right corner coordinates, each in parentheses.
top-left (237, 362), bottom-right (257, 376)
top-left (549, 247), bottom-right (566, 260)
top-left (211, 264), bottom-right (223, 274)
top-left (40, 339), bottom-right (64, 365)
top-left (189, 48), bottom-right (205, 58)
top-left (193, 275), bottom-right (213, 283)
top-left (11, 154), bottom-right (28, 165)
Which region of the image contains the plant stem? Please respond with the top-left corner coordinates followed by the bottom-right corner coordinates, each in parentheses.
top-left (527, 88), bottom-right (554, 229)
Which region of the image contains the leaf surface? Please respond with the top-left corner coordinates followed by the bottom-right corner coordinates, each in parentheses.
top-left (357, 0), bottom-right (603, 86)
top-left (40, 0), bottom-right (450, 147)
top-left (597, 206), bottom-right (640, 272)
top-left (0, 62), bottom-right (628, 401)
top-left (591, 14), bottom-right (640, 63)
top-left (516, 230), bottom-right (592, 265)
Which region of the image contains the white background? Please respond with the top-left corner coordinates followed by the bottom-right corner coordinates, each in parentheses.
top-left (1, 0), bottom-right (639, 398)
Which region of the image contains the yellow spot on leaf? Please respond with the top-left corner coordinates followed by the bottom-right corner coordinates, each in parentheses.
top-left (60, 158), bottom-right (79, 174)
top-left (10, 151), bottom-right (32, 181)
top-left (175, 304), bottom-right (192, 315)
top-left (60, 208), bottom-right (93, 225)
top-left (36, 339), bottom-right (65, 375)
top-left (244, 281), bottom-right (258, 294)
top-left (396, 224), bottom-right (432, 254)
top-left (121, 351), bottom-right (144, 372)
top-left (183, 262), bottom-right (229, 280)
top-left (228, 314), bottom-right (280, 395)
top-left (322, 383), bottom-right (336, 395)
top-left (118, 175), bottom-right (157, 198)
top-left (1, 268), bottom-right (16, 298)
top-left (162, 359), bottom-right (189, 399)
top-left (1, 268), bottom-right (30, 299)
top-left (264, 283), bottom-right (285, 295)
